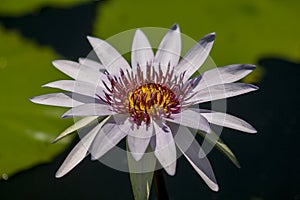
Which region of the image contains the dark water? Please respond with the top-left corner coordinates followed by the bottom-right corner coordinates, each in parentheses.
top-left (0, 2), bottom-right (299, 200)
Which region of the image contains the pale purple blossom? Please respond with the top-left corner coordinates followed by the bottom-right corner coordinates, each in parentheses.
top-left (31, 24), bottom-right (257, 192)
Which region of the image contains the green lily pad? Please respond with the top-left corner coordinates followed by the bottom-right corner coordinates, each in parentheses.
top-left (0, 0), bottom-right (89, 16)
top-left (93, 0), bottom-right (300, 82)
top-left (0, 26), bottom-right (72, 179)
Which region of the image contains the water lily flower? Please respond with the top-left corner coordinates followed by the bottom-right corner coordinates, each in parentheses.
top-left (31, 24), bottom-right (257, 195)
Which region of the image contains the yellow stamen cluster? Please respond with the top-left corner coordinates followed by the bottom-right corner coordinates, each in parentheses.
top-left (128, 83), bottom-right (179, 125)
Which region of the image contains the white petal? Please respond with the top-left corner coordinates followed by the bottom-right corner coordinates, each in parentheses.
top-left (87, 36), bottom-right (131, 76)
top-left (175, 33), bottom-right (215, 81)
top-left (43, 80), bottom-right (105, 99)
top-left (52, 60), bottom-right (106, 85)
top-left (186, 83), bottom-right (258, 104)
top-left (30, 93), bottom-right (86, 107)
top-left (171, 124), bottom-right (218, 191)
top-left (90, 115), bottom-right (131, 159)
top-left (198, 109), bottom-right (257, 133)
top-left (154, 24), bottom-right (181, 74)
top-left (52, 116), bottom-right (99, 143)
top-left (192, 64), bottom-right (256, 91)
top-left (164, 109), bottom-right (211, 133)
top-left (153, 121), bottom-right (176, 176)
top-left (78, 57), bottom-right (105, 71)
top-left (131, 29), bottom-right (154, 77)
top-left (62, 103), bottom-right (115, 118)
top-left (127, 142), bottom-right (157, 173)
top-left (55, 116), bottom-right (110, 178)
top-left (127, 123), bottom-right (153, 161)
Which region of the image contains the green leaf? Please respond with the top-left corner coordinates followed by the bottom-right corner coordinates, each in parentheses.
top-left (93, 0), bottom-right (300, 82)
top-left (0, 0), bottom-right (89, 16)
top-left (198, 130), bottom-right (241, 168)
top-left (127, 142), bottom-right (156, 200)
top-left (0, 26), bottom-right (72, 178)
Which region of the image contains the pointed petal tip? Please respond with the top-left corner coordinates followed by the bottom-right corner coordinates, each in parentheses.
top-left (170, 23), bottom-right (179, 31)
top-left (248, 128), bottom-right (258, 134)
top-left (244, 64), bottom-right (256, 70)
top-left (29, 96), bottom-right (43, 104)
top-left (130, 152), bottom-right (144, 162)
top-left (52, 60), bottom-right (58, 68)
top-left (236, 123), bottom-right (257, 134)
top-left (55, 171), bottom-right (63, 178)
top-left (134, 28), bottom-right (142, 34)
top-left (78, 57), bottom-right (84, 63)
top-left (87, 36), bottom-right (102, 46)
top-left (52, 59), bottom-right (62, 67)
top-left (163, 162), bottom-right (176, 176)
top-left (90, 155), bottom-right (96, 160)
top-left (249, 84), bottom-right (259, 90)
top-left (42, 83), bottom-right (50, 88)
top-left (133, 28), bottom-right (147, 40)
top-left (52, 60), bottom-right (74, 69)
top-left (61, 114), bottom-right (70, 119)
top-left (51, 139), bottom-right (57, 144)
top-left (201, 32), bottom-right (216, 43)
top-left (169, 171), bottom-right (176, 176)
top-left (165, 168), bottom-right (176, 176)
top-left (61, 109), bottom-right (73, 119)
top-left (29, 97), bottom-right (35, 103)
top-left (211, 184), bottom-right (219, 192)
top-left (51, 135), bottom-right (65, 143)
top-left (86, 35), bottom-right (94, 41)
top-left (201, 125), bottom-right (212, 134)
top-left (206, 126), bottom-right (212, 134)
top-left (91, 155), bottom-right (98, 161)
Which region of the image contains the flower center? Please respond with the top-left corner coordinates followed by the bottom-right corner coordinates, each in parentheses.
top-left (128, 83), bottom-right (180, 125)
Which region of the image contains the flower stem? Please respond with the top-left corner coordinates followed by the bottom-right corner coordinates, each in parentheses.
top-left (154, 169), bottom-right (169, 200)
